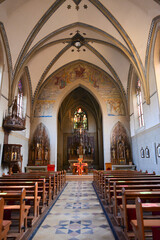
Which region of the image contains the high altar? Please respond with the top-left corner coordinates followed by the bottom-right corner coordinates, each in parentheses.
top-left (67, 107), bottom-right (94, 173)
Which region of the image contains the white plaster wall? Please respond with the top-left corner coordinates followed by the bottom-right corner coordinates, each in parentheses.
top-left (132, 123), bottom-right (160, 174)
top-left (143, 93), bottom-right (160, 130)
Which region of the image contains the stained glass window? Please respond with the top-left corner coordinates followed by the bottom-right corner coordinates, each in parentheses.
top-left (136, 79), bottom-right (144, 127)
top-left (73, 107), bottom-right (87, 130)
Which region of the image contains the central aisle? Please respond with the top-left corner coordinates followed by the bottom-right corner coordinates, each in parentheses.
top-left (32, 181), bottom-right (115, 240)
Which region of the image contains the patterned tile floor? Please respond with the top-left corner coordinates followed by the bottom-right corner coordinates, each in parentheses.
top-left (32, 181), bottom-right (115, 240)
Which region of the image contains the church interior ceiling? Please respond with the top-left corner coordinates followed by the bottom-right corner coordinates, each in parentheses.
top-left (0, 0), bottom-right (160, 108)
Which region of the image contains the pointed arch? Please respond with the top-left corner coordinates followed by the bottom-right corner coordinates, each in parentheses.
top-left (0, 22), bottom-right (13, 104)
top-left (32, 60), bottom-right (128, 118)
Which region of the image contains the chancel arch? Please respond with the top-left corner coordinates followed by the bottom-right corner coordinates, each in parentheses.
top-left (57, 87), bottom-right (103, 171)
top-left (31, 61), bottom-right (129, 170)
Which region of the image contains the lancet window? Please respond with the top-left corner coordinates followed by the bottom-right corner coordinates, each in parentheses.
top-left (73, 107), bottom-right (87, 130)
top-left (136, 79), bottom-right (144, 127)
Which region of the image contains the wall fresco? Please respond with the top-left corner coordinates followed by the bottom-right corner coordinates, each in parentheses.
top-left (34, 100), bottom-right (55, 117)
top-left (34, 63), bottom-right (125, 117)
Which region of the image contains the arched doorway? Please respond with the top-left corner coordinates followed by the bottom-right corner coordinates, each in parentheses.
top-left (57, 87), bottom-right (103, 171)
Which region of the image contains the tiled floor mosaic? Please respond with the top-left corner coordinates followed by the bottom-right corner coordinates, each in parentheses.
top-left (32, 181), bottom-right (115, 240)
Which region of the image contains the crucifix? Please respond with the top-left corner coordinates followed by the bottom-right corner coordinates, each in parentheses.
top-left (73, 157), bottom-right (88, 175)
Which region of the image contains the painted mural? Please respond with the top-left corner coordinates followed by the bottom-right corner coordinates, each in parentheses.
top-left (34, 100), bottom-right (55, 117)
top-left (34, 62), bottom-right (125, 117)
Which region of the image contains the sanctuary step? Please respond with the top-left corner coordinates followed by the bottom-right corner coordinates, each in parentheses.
top-left (66, 173), bottom-right (93, 181)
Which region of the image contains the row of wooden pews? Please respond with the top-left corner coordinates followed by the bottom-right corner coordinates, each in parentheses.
top-left (93, 169), bottom-right (160, 240)
top-left (0, 170), bottom-right (66, 240)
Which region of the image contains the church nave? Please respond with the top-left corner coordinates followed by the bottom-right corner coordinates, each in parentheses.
top-left (32, 181), bottom-right (115, 240)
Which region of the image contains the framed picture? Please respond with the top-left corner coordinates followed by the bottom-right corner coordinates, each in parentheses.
top-left (145, 146), bottom-right (150, 158)
top-left (157, 144), bottom-right (160, 157)
top-left (140, 147), bottom-right (145, 158)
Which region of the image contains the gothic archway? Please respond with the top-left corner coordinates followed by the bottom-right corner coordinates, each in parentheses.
top-left (57, 87), bottom-right (103, 171)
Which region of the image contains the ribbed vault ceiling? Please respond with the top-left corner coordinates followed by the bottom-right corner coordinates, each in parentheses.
top-left (0, 0), bottom-right (160, 105)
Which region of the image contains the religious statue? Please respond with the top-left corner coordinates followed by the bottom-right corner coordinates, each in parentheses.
top-left (45, 147), bottom-right (48, 161)
top-left (126, 148), bottom-right (130, 160)
top-left (117, 136), bottom-right (125, 159)
top-left (79, 145), bottom-right (83, 155)
top-left (118, 142), bottom-right (125, 159)
top-left (77, 147), bottom-right (79, 155)
top-left (111, 147), bottom-right (116, 159)
top-left (37, 144), bottom-right (42, 160)
top-left (83, 147), bottom-right (85, 155)
top-left (12, 96), bottom-right (18, 118)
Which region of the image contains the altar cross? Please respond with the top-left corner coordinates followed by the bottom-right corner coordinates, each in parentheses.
top-left (73, 158), bottom-right (88, 175)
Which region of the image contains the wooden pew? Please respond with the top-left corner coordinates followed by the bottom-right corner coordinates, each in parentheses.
top-left (131, 197), bottom-right (160, 240)
top-left (0, 198), bottom-right (11, 240)
top-left (1, 189), bottom-right (31, 239)
top-left (0, 183), bottom-right (40, 224)
top-left (121, 189), bottom-right (160, 239)
top-left (97, 170), bottom-right (154, 197)
top-left (2, 172), bottom-right (60, 201)
top-left (107, 178), bottom-right (160, 206)
top-left (113, 182), bottom-right (160, 221)
top-left (0, 180), bottom-right (47, 212)
top-left (98, 171), bottom-right (157, 200)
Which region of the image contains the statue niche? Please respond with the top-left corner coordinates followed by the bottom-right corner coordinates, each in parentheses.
top-left (29, 123), bottom-right (50, 166)
top-left (111, 122), bottom-right (131, 165)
